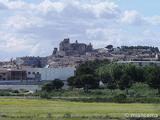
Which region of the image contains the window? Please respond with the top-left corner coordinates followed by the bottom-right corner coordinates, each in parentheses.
top-left (28, 72), bottom-right (31, 75)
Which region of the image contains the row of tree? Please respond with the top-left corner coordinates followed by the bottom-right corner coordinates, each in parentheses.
top-left (67, 60), bottom-right (110, 92)
top-left (97, 63), bottom-right (160, 94)
top-left (67, 60), bottom-right (160, 95)
top-left (121, 46), bottom-right (159, 52)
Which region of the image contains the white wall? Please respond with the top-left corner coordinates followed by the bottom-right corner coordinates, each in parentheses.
top-left (23, 67), bottom-right (75, 81)
top-left (0, 85), bottom-right (41, 91)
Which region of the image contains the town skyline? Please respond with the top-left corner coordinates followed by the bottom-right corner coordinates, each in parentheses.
top-left (1, 38), bottom-right (160, 61)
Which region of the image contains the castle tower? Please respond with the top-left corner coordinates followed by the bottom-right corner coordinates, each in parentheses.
top-left (59, 38), bottom-right (70, 51)
top-left (52, 48), bottom-right (58, 55)
top-left (87, 43), bottom-right (93, 51)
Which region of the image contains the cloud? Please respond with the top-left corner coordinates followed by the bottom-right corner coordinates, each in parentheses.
top-left (0, 0), bottom-right (34, 10)
top-left (145, 15), bottom-right (160, 25)
top-left (0, 0), bottom-right (160, 59)
top-left (86, 28), bottom-right (123, 47)
top-left (3, 15), bottom-right (44, 31)
top-left (0, 32), bottom-right (34, 52)
top-left (84, 1), bottom-right (120, 18)
top-left (121, 10), bottom-right (144, 25)
top-left (36, 0), bottom-right (64, 14)
top-left (0, 2), bottom-right (8, 10)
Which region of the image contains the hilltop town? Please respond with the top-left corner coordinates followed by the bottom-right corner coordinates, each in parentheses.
top-left (9, 38), bottom-right (160, 68)
top-left (0, 38), bottom-right (160, 84)
top-left (1, 38), bottom-right (160, 69)
top-left (13, 38), bottom-right (160, 68)
top-left (48, 38), bottom-right (160, 68)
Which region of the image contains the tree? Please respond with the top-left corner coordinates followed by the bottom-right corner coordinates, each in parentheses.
top-left (52, 79), bottom-right (64, 90)
top-left (74, 76), bottom-right (84, 88)
top-left (101, 73), bottom-right (112, 84)
top-left (76, 59), bottom-right (110, 76)
top-left (81, 75), bottom-right (99, 89)
top-left (119, 73), bottom-right (132, 94)
top-left (145, 66), bottom-right (160, 95)
top-left (96, 63), bottom-right (124, 83)
top-left (42, 82), bottom-right (53, 92)
top-left (105, 45), bottom-right (113, 50)
top-left (135, 67), bottom-right (145, 82)
top-left (69, 75), bottom-right (99, 91)
top-left (96, 63), bottom-right (128, 90)
top-left (124, 64), bottom-right (145, 83)
top-left (107, 79), bottom-right (117, 92)
top-left (97, 69), bottom-right (117, 91)
top-left (42, 79), bottom-right (64, 92)
top-left (80, 74), bottom-right (99, 92)
top-left (110, 64), bottom-right (124, 82)
top-left (67, 76), bottom-right (76, 89)
top-left (124, 64), bottom-right (136, 81)
top-left (76, 66), bottom-right (94, 76)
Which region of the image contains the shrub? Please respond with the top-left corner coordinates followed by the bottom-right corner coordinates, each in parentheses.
top-left (40, 91), bottom-right (51, 99)
top-left (42, 79), bottom-right (64, 92)
top-left (63, 113), bottom-right (72, 118)
top-left (0, 90), bottom-right (11, 96)
top-left (113, 93), bottom-right (127, 103)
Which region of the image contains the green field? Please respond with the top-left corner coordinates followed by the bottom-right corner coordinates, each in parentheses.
top-left (0, 98), bottom-right (159, 120)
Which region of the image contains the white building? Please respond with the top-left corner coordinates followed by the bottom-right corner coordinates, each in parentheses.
top-left (22, 67), bottom-right (76, 81)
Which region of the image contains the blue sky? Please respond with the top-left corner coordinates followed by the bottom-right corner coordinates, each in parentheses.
top-left (114, 0), bottom-right (160, 16)
top-left (0, 0), bottom-right (160, 60)
top-left (25, 0), bottom-right (160, 16)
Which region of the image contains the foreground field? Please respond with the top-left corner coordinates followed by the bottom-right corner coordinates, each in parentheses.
top-left (0, 98), bottom-right (159, 120)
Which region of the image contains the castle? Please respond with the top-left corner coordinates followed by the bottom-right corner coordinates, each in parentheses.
top-left (52, 38), bottom-right (93, 56)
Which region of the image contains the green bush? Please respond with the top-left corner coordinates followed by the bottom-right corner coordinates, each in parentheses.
top-left (63, 113), bottom-right (72, 118)
top-left (127, 97), bottom-right (160, 103)
top-left (113, 93), bottom-right (127, 103)
top-left (39, 91), bottom-right (51, 99)
top-left (0, 90), bottom-right (11, 96)
top-left (129, 83), bottom-right (158, 97)
top-left (42, 79), bottom-right (64, 92)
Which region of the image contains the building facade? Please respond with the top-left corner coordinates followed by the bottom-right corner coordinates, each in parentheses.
top-left (23, 67), bottom-right (75, 81)
top-left (16, 56), bottom-right (47, 68)
top-left (0, 69), bottom-right (27, 81)
top-left (0, 66), bottom-right (75, 83)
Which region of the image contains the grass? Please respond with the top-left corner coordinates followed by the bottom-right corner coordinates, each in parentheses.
top-left (0, 98), bottom-right (159, 120)
top-left (36, 83), bottom-right (159, 99)
top-left (36, 86), bottom-right (160, 103)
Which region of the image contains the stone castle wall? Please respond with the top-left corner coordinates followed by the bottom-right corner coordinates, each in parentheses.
top-left (53, 38), bottom-right (93, 56)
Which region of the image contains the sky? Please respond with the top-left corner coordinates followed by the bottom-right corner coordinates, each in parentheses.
top-left (0, 0), bottom-right (160, 60)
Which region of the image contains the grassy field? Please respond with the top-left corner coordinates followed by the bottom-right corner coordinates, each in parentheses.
top-left (0, 98), bottom-right (159, 120)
